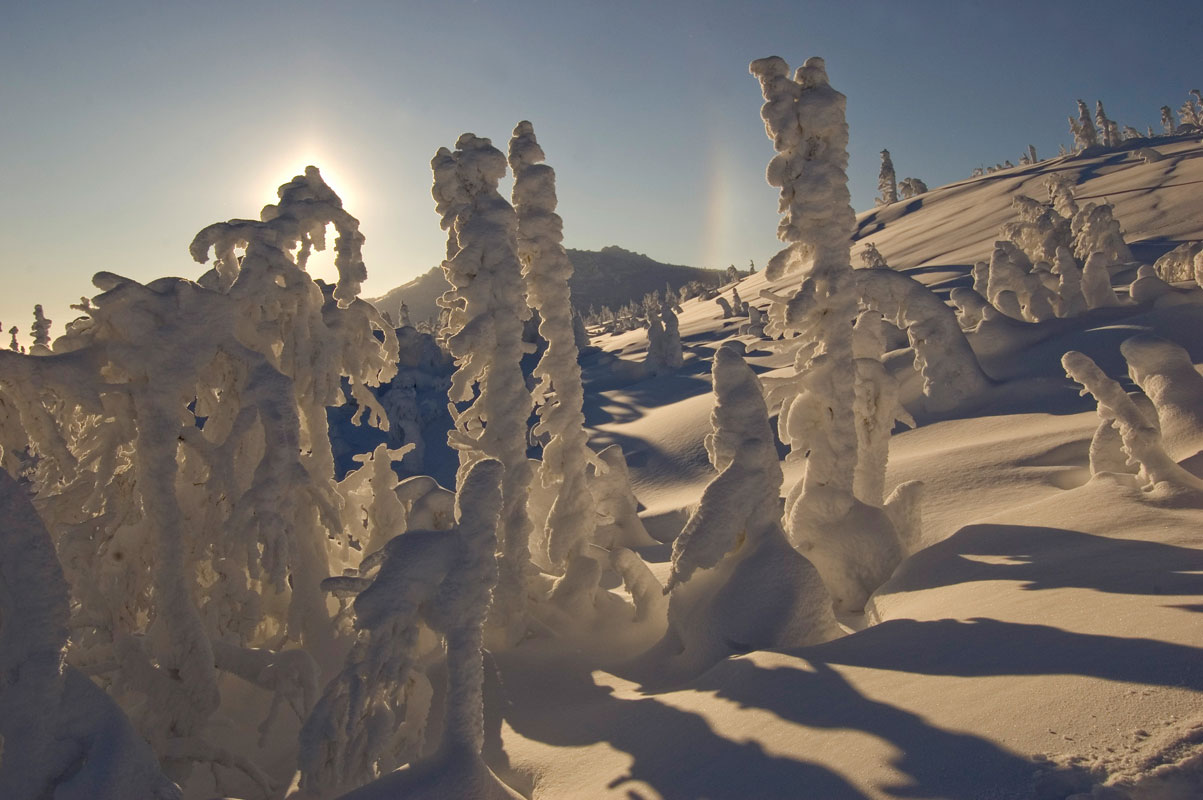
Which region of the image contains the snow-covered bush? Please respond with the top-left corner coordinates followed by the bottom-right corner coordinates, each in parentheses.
top-left (877, 149), bottom-right (898, 205)
top-left (431, 134), bottom-right (535, 644)
top-left (662, 346), bottom-right (837, 669)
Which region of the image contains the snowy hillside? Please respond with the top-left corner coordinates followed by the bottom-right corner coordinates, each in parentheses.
top-left (4, 56), bottom-right (1203, 800)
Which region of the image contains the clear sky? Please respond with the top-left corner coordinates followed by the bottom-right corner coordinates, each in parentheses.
top-left (2, 0), bottom-right (1200, 339)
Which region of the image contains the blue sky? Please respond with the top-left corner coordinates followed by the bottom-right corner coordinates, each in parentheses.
top-left (2, 0), bottom-right (1200, 335)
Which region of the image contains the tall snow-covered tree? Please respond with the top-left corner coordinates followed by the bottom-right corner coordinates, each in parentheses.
top-left (877, 149), bottom-right (898, 205)
top-left (751, 55), bottom-right (925, 611)
top-left (431, 133), bottom-right (535, 644)
top-left (507, 120), bottom-right (601, 572)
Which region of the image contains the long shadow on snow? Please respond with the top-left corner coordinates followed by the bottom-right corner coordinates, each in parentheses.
top-left (691, 658), bottom-right (1089, 799)
top-left (801, 617), bottom-right (1203, 691)
top-left (494, 650), bottom-right (870, 800)
top-left (881, 523), bottom-right (1203, 600)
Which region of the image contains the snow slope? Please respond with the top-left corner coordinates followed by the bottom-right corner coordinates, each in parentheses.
top-left (475, 139), bottom-right (1203, 800)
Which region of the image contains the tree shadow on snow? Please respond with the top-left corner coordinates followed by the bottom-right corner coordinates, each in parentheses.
top-left (493, 650), bottom-right (871, 800)
top-left (884, 523), bottom-right (1203, 600)
top-left (805, 617), bottom-right (1203, 692)
top-left (688, 656), bottom-right (1092, 799)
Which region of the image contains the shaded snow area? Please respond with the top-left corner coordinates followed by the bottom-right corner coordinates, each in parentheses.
top-left (4, 68), bottom-right (1203, 800)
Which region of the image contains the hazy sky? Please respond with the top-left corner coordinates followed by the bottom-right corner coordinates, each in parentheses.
top-left (2, 0), bottom-right (1200, 337)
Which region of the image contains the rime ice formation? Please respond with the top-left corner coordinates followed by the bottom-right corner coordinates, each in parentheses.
top-left (432, 133), bottom-right (535, 644)
top-left (0, 470), bottom-right (181, 800)
top-left (299, 459), bottom-right (515, 799)
top-left (877, 149), bottom-right (898, 205)
top-left (1121, 335), bottom-right (1203, 462)
top-left (645, 300), bottom-right (684, 375)
top-left (1071, 202), bottom-right (1133, 267)
top-left (508, 120), bottom-right (601, 571)
top-left (663, 346), bottom-right (836, 670)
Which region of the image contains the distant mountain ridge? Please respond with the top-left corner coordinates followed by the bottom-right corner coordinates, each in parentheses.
top-left (369, 245), bottom-right (725, 325)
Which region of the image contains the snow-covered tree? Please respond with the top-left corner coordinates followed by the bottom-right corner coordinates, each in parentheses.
top-left (751, 55), bottom-right (927, 611)
top-left (1153, 241), bottom-right (1203, 283)
top-left (431, 133), bottom-right (535, 644)
top-left (859, 242), bottom-right (888, 269)
top-left (30, 304), bottom-right (51, 354)
top-left (662, 345), bottom-right (837, 670)
top-left (1063, 345), bottom-right (1203, 492)
top-left (877, 149), bottom-right (898, 205)
top-left (1070, 100), bottom-right (1099, 151)
top-left (298, 459), bottom-right (520, 799)
top-left (0, 165), bottom-right (398, 794)
top-left (898, 177), bottom-right (927, 199)
top-left (1095, 101), bottom-right (1116, 148)
top-left (1161, 105), bottom-right (1176, 134)
top-left (507, 120), bottom-right (601, 573)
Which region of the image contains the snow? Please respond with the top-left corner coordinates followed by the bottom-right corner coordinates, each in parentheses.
top-left (4, 56), bottom-right (1203, 800)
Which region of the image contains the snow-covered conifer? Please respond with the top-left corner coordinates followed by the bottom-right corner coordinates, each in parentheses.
top-left (507, 121), bottom-right (601, 572)
top-left (1072, 100), bottom-right (1098, 150)
top-left (1095, 101), bottom-right (1115, 148)
top-left (1052, 246), bottom-right (1087, 317)
top-left (1161, 105), bottom-right (1176, 134)
top-left (1080, 251), bottom-right (1123, 308)
top-left (1071, 201), bottom-right (1133, 266)
top-left (431, 133), bottom-right (534, 643)
top-left (30, 304), bottom-right (51, 354)
top-left (877, 149), bottom-right (898, 205)
top-left (860, 242), bottom-right (888, 269)
top-left (590, 444), bottom-right (656, 550)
